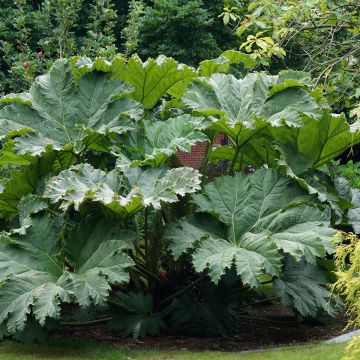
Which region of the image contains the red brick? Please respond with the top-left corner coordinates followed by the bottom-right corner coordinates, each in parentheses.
top-left (177, 134), bottom-right (228, 169)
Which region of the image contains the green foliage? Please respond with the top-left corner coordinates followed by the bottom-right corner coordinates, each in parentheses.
top-left (0, 0), bottom-right (358, 346)
top-left (0, 53), bottom-right (358, 341)
top-left (165, 169), bottom-right (338, 316)
top-left (274, 257), bottom-right (340, 318)
top-left (184, 70), bottom-right (360, 177)
top-left (0, 57), bottom-right (204, 338)
top-left (166, 276), bottom-right (239, 336)
top-left (0, 0), bottom-right (123, 95)
top-left (0, 60), bottom-right (139, 156)
top-left (220, 0), bottom-right (360, 111)
top-left (45, 164), bottom-right (201, 214)
top-left (109, 292), bottom-right (166, 338)
top-left (0, 0), bottom-right (237, 94)
top-left (333, 233), bottom-right (360, 360)
top-left (74, 54), bottom-right (196, 109)
top-left (197, 49), bottom-right (258, 77)
top-left (121, 1), bottom-right (145, 56)
top-left (183, 70), bottom-right (320, 128)
top-left (348, 189), bottom-right (360, 235)
top-left (0, 213), bottom-right (136, 333)
top-left (318, 161), bottom-right (360, 235)
top-left (82, 0), bottom-right (118, 58)
top-left (0, 155), bottom-right (55, 219)
top-left (133, 0), bottom-right (236, 65)
top-left (336, 160), bottom-right (360, 189)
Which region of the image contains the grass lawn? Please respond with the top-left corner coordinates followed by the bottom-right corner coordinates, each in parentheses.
top-left (0, 339), bottom-right (346, 360)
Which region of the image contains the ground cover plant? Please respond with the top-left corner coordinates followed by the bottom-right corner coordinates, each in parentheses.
top-left (0, 51), bottom-right (359, 342)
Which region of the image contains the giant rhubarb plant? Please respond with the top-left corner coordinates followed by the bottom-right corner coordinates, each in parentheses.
top-left (0, 51), bottom-right (358, 339)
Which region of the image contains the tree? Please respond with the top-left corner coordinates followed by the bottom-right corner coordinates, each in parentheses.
top-left (220, 0), bottom-right (360, 114)
top-left (134, 0), bottom-right (236, 65)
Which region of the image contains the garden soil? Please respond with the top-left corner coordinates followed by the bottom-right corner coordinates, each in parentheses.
top-left (55, 301), bottom-right (353, 351)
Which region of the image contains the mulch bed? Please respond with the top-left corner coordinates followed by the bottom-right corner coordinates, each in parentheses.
top-left (55, 301), bottom-right (352, 352)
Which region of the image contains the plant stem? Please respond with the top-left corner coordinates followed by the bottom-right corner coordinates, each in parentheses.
top-left (238, 297), bottom-right (276, 309)
top-left (144, 207), bottom-right (148, 267)
top-left (134, 244), bottom-right (146, 260)
top-left (128, 268), bottom-right (143, 291)
top-left (199, 138), bottom-right (214, 175)
top-left (135, 264), bottom-right (161, 283)
top-left (134, 215), bottom-right (146, 260)
top-left (330, 208), bottom-right (336, 228)
top-left (60, 317), bottom-right (111, 326)
top-left (229, 146), bottom-right (241, 174)
top-left (159, 275), bottom-right (206, 306)
top-left (108, 299), bottom-right (123, 307)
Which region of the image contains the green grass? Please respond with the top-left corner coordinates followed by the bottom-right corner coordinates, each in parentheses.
top-left (0, 339), bottom-right (346, 360)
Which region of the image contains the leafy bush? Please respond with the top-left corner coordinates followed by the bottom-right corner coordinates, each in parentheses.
top-left (0, 51), bottom-right (359, 340)
top-left (133, 0), bottom-right (237, 65)
top-left (0, 0), bottom-right (119, 94)
top-left (0, 0), bottom-right (236, 94)
top-left (333, 233), bottom-right (360, 360)
top-left (336, 160), bottom-right (360, 189)
top-left (220, 0), bottom-right (360, 113)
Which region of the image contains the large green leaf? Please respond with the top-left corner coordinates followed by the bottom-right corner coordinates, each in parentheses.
top-left (0, 273), bottom-right (71, 334)
top-left (192, 236), bottom-right (280, 285)
top-left (0, 214), bottom-right (64, 278)
top-left (269, 145), bottom-right (330, 203)
top-left (112, 55), bottom-right (196, 108)
top-left (65, 217), bottom-right (135, 307)
top-left (183, 72), bottom-right (320, 146)
top-left (198, 50), bottom-right (258, 77)
top-left (44, 163), bottom-right (201, 216)
top-left (108, 292), bottom-right (166, 338)
top-left (182, 71), bottom-right (326, 174)
top-left (0, 141), bottom-right (32, 166)
top-left (0, 60), bottom-right (141, 156)
top-left (208, 111), bottom-right (360, 176)
top-left (274, 257), bottom-right (340, 317)
top-left (208, 113), bottom-right (357, 177)
top-left (44, 163), bottom-right (130, 212)
top-left (76, 55), bottom-right (196, 109)
top-left (115, 115), bottom-right (209, 168)
top-left (193, 168), bottom-right (307, 227)
top-left (268, 112), bottom-right (360, 168)
top-left (0, 153), bottom-right (56, 219)
top-left (0, 214), bottom-right (69, 333)
top-left (163, 213), bottom-right (226, 260)
top-left (0, 167), bottom-right (38, 218)
top-left (124, 166), bottom-right (201, 210)
top-left (10, 195), bottom-right (49, 236)
top-left (348, 189), bottom-right (360, 234)
top-left (0, 214), bottom-right (135, 334)
top-left (166, 169), bottom-right (335, 285)
top-left (166, 281), bottom-right (238, 336)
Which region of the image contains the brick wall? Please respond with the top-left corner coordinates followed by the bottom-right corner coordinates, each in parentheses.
top-left (177, 133), bottom-right (228, 169)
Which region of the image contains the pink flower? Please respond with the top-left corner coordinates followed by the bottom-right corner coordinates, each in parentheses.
top-left (23, 61), bottom-right (30, 69)
top-left (37, 51), bottom-right (43, 59)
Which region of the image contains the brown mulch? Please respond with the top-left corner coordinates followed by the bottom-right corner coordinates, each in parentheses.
top-left (55, 302), bottom-right (351, 352)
